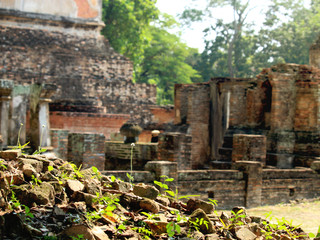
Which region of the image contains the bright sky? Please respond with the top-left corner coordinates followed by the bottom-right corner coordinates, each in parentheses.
top-left (156, 0), bottom-right (207, 50)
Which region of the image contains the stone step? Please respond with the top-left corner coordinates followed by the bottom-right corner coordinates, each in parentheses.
top-left (210, 160), bottom-right (232, 169)
top-left (222, 135), bottom-right (234, 148)
top-left (218, 147), bottom-right (233, 161)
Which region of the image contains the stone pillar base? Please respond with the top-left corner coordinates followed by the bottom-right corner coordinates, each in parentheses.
top-left (232, 134), bottom-right (267, 166)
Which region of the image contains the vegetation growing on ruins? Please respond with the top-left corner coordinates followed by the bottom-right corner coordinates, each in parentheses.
top-left (0, 149), bottom-right (319, 239)
top-left (102, 0), bottom-right (320, 104)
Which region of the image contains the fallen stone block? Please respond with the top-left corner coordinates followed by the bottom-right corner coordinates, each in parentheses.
top-left (0, 150), bottom-right (21, 161)
top-left (133, 183), bottom-right (159, 200)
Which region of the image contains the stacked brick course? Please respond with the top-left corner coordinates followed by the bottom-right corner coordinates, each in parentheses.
top-left (68, 132), bottom-right (105, 170)
top-left (105, 142), bottom-right (158, 170)
top-left (157, 132), bottom-right (192, 170)
top-left (51, 129), bottom-right (69, 160)
top-left (0, 8), bottom-right (159, 128)
top-left (50, 111), bottom-right (130, 140)
top-left (232, 134), bottom-right (267, 166)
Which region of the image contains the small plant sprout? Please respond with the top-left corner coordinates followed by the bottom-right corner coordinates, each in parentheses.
top-left (117, 223), bottom-right (126, 234)
top-left (70, 235), bottom-right (85, 240)
top-left (127, 143), bottom-right (135, 186)
top-left (91, 166), bottom-right (101, 180)
top-left (8, 191), bottom-right (21, 210)
top-left (13, 123), bottom-right (30, 153)
top-left (17, 123), bottom-right (23, 147)
top-left (166, 221), bottom-right (181, 237)
top-left (154, 175), bottom-right (199, 201)
top-left (0, 160), bottom-right (7, 170)
top-left (48, 165), bottom-right (54, 172)
top-left (208, 198), bottom-right (218, 207)
top-left (24, 205), bottom-right (34, 221)
top-left (309, 226), bottom-right (320, 238)
top-left (33, 124), bottom-right (47, 155)
top-left (131, 226), bottom-right (152, 240)
top-left (31, 175), bottom-right (42, 188)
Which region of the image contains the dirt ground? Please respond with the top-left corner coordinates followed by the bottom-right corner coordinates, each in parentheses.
top-left (245, 199), bottom-right (320, 235)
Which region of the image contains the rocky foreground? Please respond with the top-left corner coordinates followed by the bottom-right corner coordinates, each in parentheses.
top-left (0, 150), bottom-right (317, 240)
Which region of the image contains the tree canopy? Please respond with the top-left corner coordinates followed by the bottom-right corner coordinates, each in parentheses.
top-left (101, 0), bottom-right (320, 104)
top-left (101, 1), bottom-right (199, 104)
top-left (181, 0), bottom-right (320, 80)
top-left (136, 15), bottom-right (200, 104)
top-left (102, 0), bottom-right (159, 74)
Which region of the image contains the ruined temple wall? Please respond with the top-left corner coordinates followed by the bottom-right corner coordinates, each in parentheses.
top-left (178, 170), bottom-right (245, 209)
top-left (261, 168), bottom-right (320, 205)
top-left (0, 9), bottom-right (161, 127)
top-left (255, 64), bottom-right (320, 164)
top-left (49, 111), bottom-right (130, 139)
top-left (0, 25), bottom-right (133, 100)
top-left (268, 66), bottom-right (298, 131)
top-left (100, 82), bottom-right (157, 126)
top-left (173, 83), bottom-right (211, 168)
top-left (100, 163), bottom-right (320, 208)
top-left (221, 80), bottom-right (252, 128)
top-left (0, 0), bottom-right (102, 20)
top-left (187, 84), bottom-right (211, 168)
top-left (257, 64), bottom-right (320, 133)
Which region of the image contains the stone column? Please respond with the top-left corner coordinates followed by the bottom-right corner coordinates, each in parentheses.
top-left (51, 129), bottom-right (70, 159)
top-left (29, 83), bottom-right (56, 151)
top-left (187, 84), bottom-right (211, 169)
top-left (268, 131), bottom-right (296, 168)
top-left (210, 81), bottom-right (230, 160)
top-left (68, 133), bottom-right (106, 170)
top-left (0, 80), bottom-right (14, 148)
top-left (267, 65), bottom-right (298, 168)
top-left (158, 132), bottom-right (192, 170)
top-left (233, 161), bottom-right (262, 208)
top-left (9, 85), bottom-right (30, 146)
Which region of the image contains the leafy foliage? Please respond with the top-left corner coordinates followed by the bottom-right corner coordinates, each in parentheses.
top-left (102, 0), bottom-right (159, 74)
top-left (181, 0), bottom-right (320, 80)
top-left (136, 15), bottom-right (200, 104)
top-left (102, 2), bottom-right (199, 104)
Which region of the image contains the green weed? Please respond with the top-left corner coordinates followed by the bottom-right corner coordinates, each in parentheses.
top-left (70, 234), bottom-right (85, 240)
top-left (154, 175), bottom-right (199, 202)
top-left (32, 124), bottom-right (47, 155)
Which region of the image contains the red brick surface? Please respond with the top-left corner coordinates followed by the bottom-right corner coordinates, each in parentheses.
top-left (50, 111), bottom-right (130, 140)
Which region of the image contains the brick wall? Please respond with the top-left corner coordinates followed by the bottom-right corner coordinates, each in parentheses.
top-left (0, 25), bottom-right (132, 100)
top-left (158, 132), bottom-right (192, 170)
top-left (0, 14), bottom-right (161, 128)
top-left (178, 170), bottom-right (245, 209)
top-left (50, 111), bottom-right (130, 140)
top-left (187, 84), bottom-right (211, 168)
top-left (101, 162), bottom-right (320, 209)
top-left (149, 106), bottom-right (174, 126)
top-left (100, 81), bottom-right (157, 126)
top-left (51, 129), bottom-right (69, 159)
top-left (68, 132), bottom-right (105, 170)
top-left (173, 83), bottom-right (211, 168)
top-left (105, 142), bottom-right (158, 170)
top-left (262, 168), bottom-right (320, 205)
top-left (232, 134), bottom-right (267, 166)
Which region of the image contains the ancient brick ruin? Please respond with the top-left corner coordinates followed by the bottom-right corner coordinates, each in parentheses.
top-left (0, 0), bottom-right (320, 209)
top-left (0, 0), bottom-right (169, 144)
